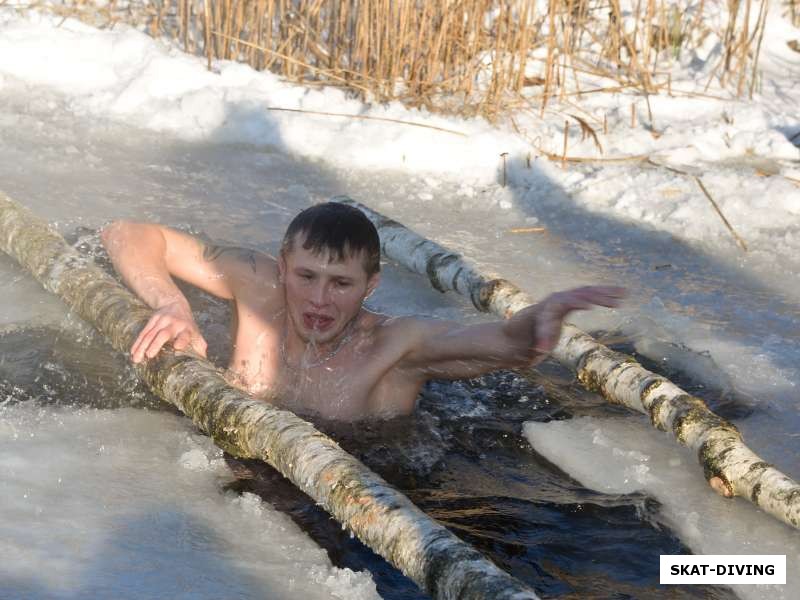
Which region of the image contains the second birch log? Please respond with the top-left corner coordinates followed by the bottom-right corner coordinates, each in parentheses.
top-left (336, 196), bottom-right (800, 531)
top-left (0, 191), bottom-right (539, 600)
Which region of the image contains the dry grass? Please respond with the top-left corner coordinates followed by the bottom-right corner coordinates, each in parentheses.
top-left (8, 1), bottom-right (773, 119)
top-left (787, 1), bottom-right (800, 26)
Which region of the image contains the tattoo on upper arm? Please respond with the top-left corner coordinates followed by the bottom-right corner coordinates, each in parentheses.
top-left (202, 244), bottom-right (258, 274)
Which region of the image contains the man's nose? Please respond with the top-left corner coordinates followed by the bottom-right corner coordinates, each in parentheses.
top-left (309, 281), bottom-right (330, 306)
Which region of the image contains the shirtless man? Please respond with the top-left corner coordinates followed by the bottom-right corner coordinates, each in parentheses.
top-left (102, 202), bottom-right (624, 421)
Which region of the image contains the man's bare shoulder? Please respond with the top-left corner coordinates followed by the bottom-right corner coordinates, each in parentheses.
top-left (199, 242), bottom-right (279, 295)
top-left (377, 314), bottom-right (450, 334)
top-left (369, 314), bottom-right (449, 354)
top-left (200, 242), bottom-right (277, 274)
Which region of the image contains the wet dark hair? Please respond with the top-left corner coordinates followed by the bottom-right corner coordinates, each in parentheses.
top-left (281, 202), bottom-right (381, 276)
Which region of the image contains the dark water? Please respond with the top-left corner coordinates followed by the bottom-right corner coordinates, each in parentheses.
top-left (0, 231), bottom-right (737, 599)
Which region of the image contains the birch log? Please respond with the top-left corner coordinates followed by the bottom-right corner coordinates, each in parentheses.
top-left (0, 192), bottom-right (539, 600)
top-left (336, 196), bottom-right (800, 531)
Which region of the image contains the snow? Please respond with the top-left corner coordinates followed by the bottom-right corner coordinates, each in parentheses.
top-left (0, 10), bottom-right (528, 177)
top-left (0, 403), bottom-right (378, 600)
top-left (1, 2), bottom-right (799, 599)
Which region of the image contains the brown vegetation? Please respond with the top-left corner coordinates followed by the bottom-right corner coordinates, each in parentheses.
top-left (788, 0), bottom-right (800, 26)
top-left (10, 2), bottom-right (773, 118)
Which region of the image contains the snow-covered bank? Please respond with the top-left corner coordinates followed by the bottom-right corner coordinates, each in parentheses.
top-left (1, 8), bottom-right (798, 269)
top-left (0, 11), bottom-right (527, 178)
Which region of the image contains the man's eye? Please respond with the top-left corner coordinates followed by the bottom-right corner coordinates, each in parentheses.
top-left (335, 280), bottom-right (351, 288)
top-left (299, 273), bottom-right (313, 280)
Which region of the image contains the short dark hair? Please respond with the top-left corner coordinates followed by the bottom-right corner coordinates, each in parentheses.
top-left (281, 202), bottom-right (381, 276)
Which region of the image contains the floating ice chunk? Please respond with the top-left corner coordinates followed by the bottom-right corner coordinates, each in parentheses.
top-left (309, 564), bottom-right (379, 600)
top-left (233, 491), bottom-right (266, 516)
top-left (179, 448), bottom-right (211, 471)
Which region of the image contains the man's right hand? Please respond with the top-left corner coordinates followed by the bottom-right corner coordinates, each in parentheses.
top-left (131, 302), bottom-right (208, 363)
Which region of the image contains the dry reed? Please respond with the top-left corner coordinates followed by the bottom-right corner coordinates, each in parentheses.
top-left (9, 1), bottom-right (773, 119)
top-left (785, 0), bottom-right (800, 26)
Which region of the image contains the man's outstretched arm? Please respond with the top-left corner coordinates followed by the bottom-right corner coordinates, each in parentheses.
top-left (395, 286), bottom-right (626, 381)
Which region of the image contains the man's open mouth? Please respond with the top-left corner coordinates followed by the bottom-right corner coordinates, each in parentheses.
top-left (303, 312), bottom-right (334, 331)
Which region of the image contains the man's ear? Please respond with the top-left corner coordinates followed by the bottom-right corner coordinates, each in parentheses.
top-left (365, 273), bottom-right (381, 299)
top-left (277, 254), bottom-right (286, 283)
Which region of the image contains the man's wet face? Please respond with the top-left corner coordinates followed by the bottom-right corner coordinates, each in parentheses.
top-left (279, 236), bottom-right (378, 345)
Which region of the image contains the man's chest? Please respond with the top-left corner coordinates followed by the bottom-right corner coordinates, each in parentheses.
top-left (228, 313), bottom-right (409, 419)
